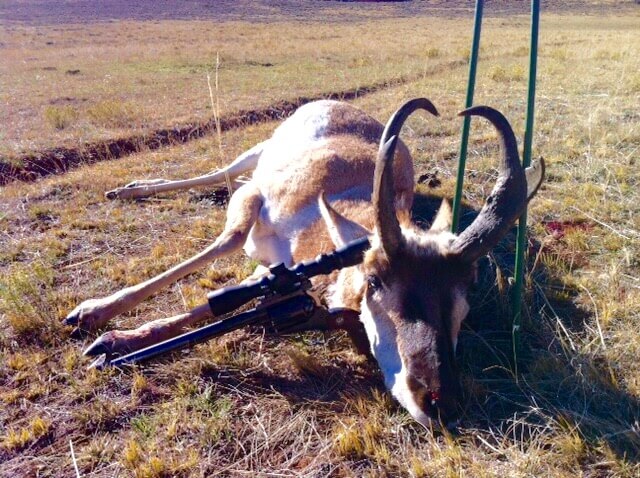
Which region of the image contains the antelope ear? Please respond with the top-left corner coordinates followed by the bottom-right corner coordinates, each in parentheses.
top-left (526, 157), bottom-right (545, 200)
top-left (395, 191), bottom-right (413, 227)
top-left (429, 199), bottom-right (453, 233)
top-left (318, 192), bottom-right (371, 248)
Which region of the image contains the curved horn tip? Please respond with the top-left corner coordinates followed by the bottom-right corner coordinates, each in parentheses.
top-left (458, 105), bottom-right (501, 118)
top-left (404, 97), bottom-right (440, 116)
top-left (400, 97), bottom-right (440, 117)
top-left (422, 99), bottom-right (440, 117)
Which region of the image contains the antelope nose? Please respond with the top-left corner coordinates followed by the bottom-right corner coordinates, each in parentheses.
top-left (430, 393), bottom-right (461, 428)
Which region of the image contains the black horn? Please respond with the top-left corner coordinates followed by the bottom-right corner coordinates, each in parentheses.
top-left (450, 106), bottom-right (532, 263)
top-left (374, 98), bottom-right (439, 259)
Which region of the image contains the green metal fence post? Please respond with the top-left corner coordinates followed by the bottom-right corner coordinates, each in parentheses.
top-left (511, 0), bottom-right (541, 358)
top-left (451, 0), bottom-right (484, 233)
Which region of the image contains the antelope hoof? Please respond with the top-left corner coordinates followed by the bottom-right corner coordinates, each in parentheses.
top-left (84, 330), bottom-right (137, 357)
top-left (105, 188), bottom-right (123, 200)
top-left (105, 187), bottom-right (139, 200)
top-left (106, 179), bottom-right (171, 200)
top-left (83, 329), bottom-right (153, 357)
top-left (64, 299), bottom-right (115, 331)
top-left (63, 312), bottom-right (79, 326)
top-left (84, 332), bottom-right (118, 357)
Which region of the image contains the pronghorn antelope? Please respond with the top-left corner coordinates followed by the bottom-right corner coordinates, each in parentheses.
top-left (66, 98), bottom-right (544, 427)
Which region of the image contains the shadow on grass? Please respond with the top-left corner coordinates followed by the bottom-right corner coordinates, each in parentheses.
top-left (199, 348), bottom-right (385, 408)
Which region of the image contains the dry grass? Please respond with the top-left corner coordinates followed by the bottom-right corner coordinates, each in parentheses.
top-left (1, 9), bottom-right (640, 478)
top-left (4, 10), bottom-right (629, 160)
top-left (43, 105), bottom-right (78, 130)
top-left (86, 100), bottom-right (138, 128)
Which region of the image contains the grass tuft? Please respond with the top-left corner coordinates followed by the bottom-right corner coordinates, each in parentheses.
top-left (1, 416), bottom-right (51, 451)
top-left (627, 73), bottom-right (640, 93)
top-left (489, 64), bottom-right (526, 82)
top-left (123, 439), bottom-right (144, 468)
top-left (87, 100), bottom-right (137, 128)
top-left (43, 105), bottom-right (78, 129)
top-left (0, 261), bottom-right (61, 343)
top-left (426, 47), bottom-right (441, 58)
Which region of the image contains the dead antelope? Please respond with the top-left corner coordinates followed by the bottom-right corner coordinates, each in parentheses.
top-left (66, 98), bottom-right (544, 428)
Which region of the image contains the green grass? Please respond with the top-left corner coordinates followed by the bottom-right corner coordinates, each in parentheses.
top-left (86, 100), bottom-right (137, 128)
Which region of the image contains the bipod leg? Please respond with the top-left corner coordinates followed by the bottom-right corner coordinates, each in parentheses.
top-left (90, 304), bottom-right (270, 370)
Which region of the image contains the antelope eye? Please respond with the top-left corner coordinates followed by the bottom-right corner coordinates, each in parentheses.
top-left (366, 275), bottom-right (382, 291)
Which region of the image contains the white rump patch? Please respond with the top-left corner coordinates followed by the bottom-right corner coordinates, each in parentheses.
top-left (254, 100), bottom-right (336, 178)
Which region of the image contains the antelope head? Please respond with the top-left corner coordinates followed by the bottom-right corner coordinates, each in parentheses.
top-left (321, 99), bottom-right (545, 428)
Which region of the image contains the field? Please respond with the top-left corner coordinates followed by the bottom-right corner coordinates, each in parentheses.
top-left (1, 1), bottom-right (640, 477)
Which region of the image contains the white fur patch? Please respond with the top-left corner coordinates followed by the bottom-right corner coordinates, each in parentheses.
top-left (359, 295), bottom-right (433, 428)
top-left (253, 100), bottom-right (335, 178)
top-left (327, 267), bottom-right (364, 309)
top-left (271, 100), bottom-right (337, 142)
top-left (243, 220), bottom-right (293, 267)
top-left (359, 301), bottom-right (402, 384)
top-left (391, 360), bottom-right (433, 428)
top-left (450, 288), bottom-right (469, 353)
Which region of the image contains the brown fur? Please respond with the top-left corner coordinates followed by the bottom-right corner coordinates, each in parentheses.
top-left (284, 103), bottom-right (413, 266)
top-left (265, 139), bottom-right (412, 217)
top-left (294, 198), bottom-right (374, 262)
top-left (325, 103), bottom-right (385, 143)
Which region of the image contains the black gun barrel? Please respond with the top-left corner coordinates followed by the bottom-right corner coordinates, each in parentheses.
top-left (99, 293), bottom-right (316, 369)
top-left (94, 237), bottom-right (370, 369)
top-left (207, 236), bottom-right (370, 315)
